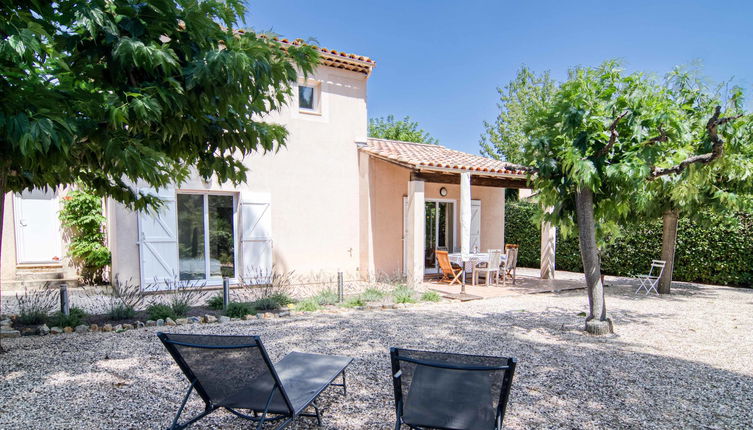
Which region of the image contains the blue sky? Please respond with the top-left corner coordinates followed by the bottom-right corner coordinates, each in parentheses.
top-left (246, 1), bottom-right (753, 154)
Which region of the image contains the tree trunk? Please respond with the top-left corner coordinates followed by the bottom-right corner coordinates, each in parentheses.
top-left (575, 188), bottom-right (613, 335)
top-left (658, 209), bottom-right (679, 294)
top-left (0, 166), bottom-right (6, 284)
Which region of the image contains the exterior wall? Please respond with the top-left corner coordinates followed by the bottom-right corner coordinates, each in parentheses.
top-left (1, 189), bottom-right (78, 286)
top-left (366, 157), bottom-right (506, 276)
top-left (110, 65), bottom-right (368, 285)
top-left (1, 193), bottom-right (16, 282)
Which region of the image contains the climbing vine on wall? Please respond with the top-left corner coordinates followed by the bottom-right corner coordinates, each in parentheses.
top-left (59, 188), bottom-right (111, 284)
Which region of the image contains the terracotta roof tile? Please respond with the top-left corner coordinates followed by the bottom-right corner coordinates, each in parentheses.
top-left (362, 138), bottom-right (529, 176)
top-left (234, 30), bottom-right (375, 75)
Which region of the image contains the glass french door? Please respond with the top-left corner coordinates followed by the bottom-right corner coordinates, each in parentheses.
top-left (177, 193), bottom-right (236, 281)
top-left (424, 200), bottom-right (455, 272)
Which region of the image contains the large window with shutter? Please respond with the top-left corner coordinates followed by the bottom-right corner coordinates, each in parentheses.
top-left (176, 193), bottom-right (236, 280)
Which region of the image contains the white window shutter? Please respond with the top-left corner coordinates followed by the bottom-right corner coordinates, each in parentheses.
top-left (137, 187), bottom-right (178, 290)
top-left (240, 191), bottom-right (272, 283)
top-left (470, 200), bottom-right (481, 252)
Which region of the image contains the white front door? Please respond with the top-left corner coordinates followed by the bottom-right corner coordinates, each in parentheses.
top-left (14, 189), bottom-right (63, 264)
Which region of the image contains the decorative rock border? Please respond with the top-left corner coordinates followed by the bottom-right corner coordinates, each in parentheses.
top-left (0, 300), bottom-right (439, 338)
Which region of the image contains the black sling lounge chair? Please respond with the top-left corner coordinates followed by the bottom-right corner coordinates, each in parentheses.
top-left (157, 332), bottom-right (352, 430)
top-left (390, 347), bottom-right (517, 430)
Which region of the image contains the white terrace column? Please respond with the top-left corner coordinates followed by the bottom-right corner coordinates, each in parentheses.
top-left (406, 177), bottom-right (425, 288)
top-left (459, 172), bottom-right (471, 261)
top-left (540, 216), bottom-right (556, 279)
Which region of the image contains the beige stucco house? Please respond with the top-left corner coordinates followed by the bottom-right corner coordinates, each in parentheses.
top-left (1, 40), bottom-right (549, 291)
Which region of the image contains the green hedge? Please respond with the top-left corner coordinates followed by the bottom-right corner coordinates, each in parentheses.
top-left (505, 201), bottom-right (753, 287)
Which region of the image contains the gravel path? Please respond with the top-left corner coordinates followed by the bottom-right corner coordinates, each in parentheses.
top-left (1, 280), bottom-right (752, 429)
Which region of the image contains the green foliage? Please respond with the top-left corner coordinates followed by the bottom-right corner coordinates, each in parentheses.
top-left (225, 302), bottom-right (254, 318)
top-left (392, 285), bottom-right (417, 304)
top-left (369, 115), bottom-right (439, 145)
top-left (207, 294), bottom-right (225, 310)
top-left (420, 291), bottom-right (441, 302)
top-left (506, 201), bottom-right (753, 287)
top-left (360, 288), bottom-right (385, 302)
top-left (480, 66), bottom-right (557, 164)
top-left (520, 60), bottom-right (751, 245)
top-left (108, 303), bottom-right (136, 321)
top-left (295, 298), bottom-right (320, 312)
top-left (18, 310), bottom-right (48, 325)
top-left (268, 293), bottom-right (294, 307)
top-left (251, 297), bottom-right (280, 311)
top-left (59, 188), bottom-right (111, 284)
top-left (313, 289), bottom-right (339, 306)
top-left (170, 301), bottom-right (190, 317)
top-left (0, 0), bottom-right (318, 212)
top-left (146, 304), bottom-right (176, 321)
top-left (15, 286), bottom-right (56, 324)
top-left (342, 297), bottom-right (365, 308)
top-left (49, 307), bottom-right (87, 328)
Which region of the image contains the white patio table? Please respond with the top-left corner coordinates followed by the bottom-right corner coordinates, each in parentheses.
top-left (448, 252), bottom-right (507, 267)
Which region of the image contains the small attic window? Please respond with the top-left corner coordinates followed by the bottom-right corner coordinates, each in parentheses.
top-left (298, 83), bottom-right (320, 113)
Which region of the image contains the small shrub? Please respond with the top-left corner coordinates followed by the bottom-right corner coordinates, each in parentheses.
top-left (314, 289), bottom-right (338, 306)
top-left (251, 297), bottom-right (280, 311)
top-left (269, 293), bottom-right (294, 307)
top-left (147, 304), bottom-right (176, 321)
top-left (225, 302), bottom-right (254, 318)
top-left (342, 297), bottom-right (365, 308)
top-left (49, 307), bottom-right (87, 328)
top-left (108, 303), bottom-right (136, 320)
top-left (421, 291), bottom-right (441, 302)
top-left (170, 301), bottom-right (190, 317)
top-left (207, 294), bottom-right (225, 310)
top-left (296, 298), bottom-right (320, 312)
top-left (18, 310), bottom-right (48, 325)
top-left (16, 285), bottom-right (56, 325)
top-left (393, 285), bottom-right (417, 304)
top-left (360, 288), bottom-right (385, 302)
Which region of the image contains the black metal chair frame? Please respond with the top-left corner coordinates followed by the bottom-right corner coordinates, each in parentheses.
top-left (158, 333), bottom-right (349, 430)
top-left (390, 347), bottom-right (517, 430)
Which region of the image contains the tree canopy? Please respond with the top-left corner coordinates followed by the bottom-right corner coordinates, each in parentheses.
top-left (519, 60), bottom-right (751, 333)
top-left (480, 66), bottom-right (556, 164)
top-left (368, 115), bottom-right (439, 145)
top-left (0, 0), bottom-right (318, 210)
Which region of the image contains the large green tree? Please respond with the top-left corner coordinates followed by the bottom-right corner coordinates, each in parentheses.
top-left (638, 69), bottom-right (753, 293)
top-left (368, 115), bottom-right (439, 144)
top-left (522, 61), bottom-right (749, 334)
top-left (0, 1), bottom-right (318, 262)
top-left (480, 66), bottom-right (556, 164)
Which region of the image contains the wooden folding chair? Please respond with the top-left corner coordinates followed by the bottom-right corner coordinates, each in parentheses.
top-left (436, 250), bottom-right (462, 286)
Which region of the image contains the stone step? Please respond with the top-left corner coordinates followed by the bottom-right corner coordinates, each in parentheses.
top-left (15, 268), bottom-right (65, 282)
top-left (1, 278), bottom-right (79, 294)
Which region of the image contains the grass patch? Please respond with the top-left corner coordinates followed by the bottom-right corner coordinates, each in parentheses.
top-left (392, 285), bottom-right (417, 304)
top-left (421, 291), bottom-right (441, 302)
top-left (314, 289), bottom-right (339, 306)
top-left (268, 293), bottom-right (294, 307)
top-left (341, 297), bottom-right (365, 308)
top-left (360, 288), bottom-right (385, 302)
top-left (296, 298), bottom-right (320, 312)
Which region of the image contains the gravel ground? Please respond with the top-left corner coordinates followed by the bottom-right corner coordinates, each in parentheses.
top-left (1, 280), bottom-right (752, 429)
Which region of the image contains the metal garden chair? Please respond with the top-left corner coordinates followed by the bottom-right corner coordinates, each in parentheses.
top-left (157, 332), bottom-right (351, 430)
top-left (635, 260), bottom-right (666, 295)
top-left (390, 347), bottom-right (517, 430)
